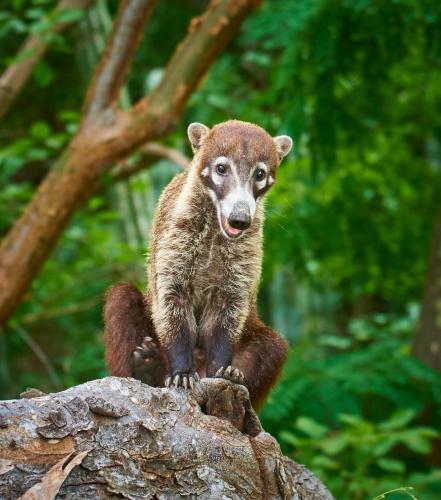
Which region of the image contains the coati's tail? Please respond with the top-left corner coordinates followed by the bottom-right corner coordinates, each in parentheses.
top-left (103, 282), bottom-right (161, 379)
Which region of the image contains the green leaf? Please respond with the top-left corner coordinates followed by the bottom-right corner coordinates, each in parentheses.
top-left (30, 121), bottom-right (51, 139)
top-left (377, 457), bottom-right (406, 474)
top-left (319, 434), bottom-right (349, 455)
top-left (371, 436), bottom-right (400, 457)
top-left (311, 455), bottom-right (339, 470)
top-left (279, 431), bottom-right (301, 447)
top-left (378, 409), bottom-right (416, 431)
top-left (319, 335), bottom-right (352, 349)
top-left (295, 416), bottom-right (329, 438)
top-left (338, 413), bottom-right (364, 427)
top-left (402, 434), bottom-right (432, 454)
top-left (54, 9), bottom-right (85, 24)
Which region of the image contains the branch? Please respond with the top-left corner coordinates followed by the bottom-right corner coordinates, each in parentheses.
top-left (131, 0), bottom-right (261, 136)
top-left (0, 0), bottom-right (259, 325)
top-left (0, 377), bottom-right (333, 499)
top-left (139, 142), bottom-right (190, 170)
top-left (0, 0), bottom-right (94, 122)
top-left (110, 142), bottom-right (190, 182)
top-left (15, 326), bottom-right (62, 389)
top-left (82, 0), bottom-right (157, 124)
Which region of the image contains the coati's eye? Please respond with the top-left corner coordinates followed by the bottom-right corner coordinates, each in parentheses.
top-left (216, 163), bottom-right (227, 175)
top-left (255, 168), bottom-right (266, 181)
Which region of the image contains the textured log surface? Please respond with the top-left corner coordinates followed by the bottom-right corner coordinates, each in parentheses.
top-left (0, 377), bottom-right (333, 499)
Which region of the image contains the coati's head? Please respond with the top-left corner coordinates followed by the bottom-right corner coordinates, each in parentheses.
top-left (187, 120), bottom-right (293, 239)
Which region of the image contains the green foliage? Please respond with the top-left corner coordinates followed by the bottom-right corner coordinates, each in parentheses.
top-left (260, 314), bottom-right (441, 499)
top-left (279, 411), bottom-right (440, 499)
top-left (1, 1), bottom-right (441, 498)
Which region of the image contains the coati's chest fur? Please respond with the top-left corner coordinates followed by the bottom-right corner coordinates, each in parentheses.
top-left (148, 170), bottom-right (263, 343)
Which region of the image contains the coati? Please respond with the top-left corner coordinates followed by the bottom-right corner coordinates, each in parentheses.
top-left (104, 120), bottom-right (293, 409)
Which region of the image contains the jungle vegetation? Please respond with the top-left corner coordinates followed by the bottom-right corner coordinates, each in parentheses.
top-left (0, 1), bottom-right (441, 498)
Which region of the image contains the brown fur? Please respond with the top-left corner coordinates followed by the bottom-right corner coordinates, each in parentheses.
top-left (104, 120), bottom-right (292, 408)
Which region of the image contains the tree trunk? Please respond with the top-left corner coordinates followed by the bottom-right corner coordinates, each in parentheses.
top-left (414, 208), bottom-right (441, 372)
top-left (0, 377), bottom-right (333, 499)
top-left (0, 0), bottom-right (259, 326)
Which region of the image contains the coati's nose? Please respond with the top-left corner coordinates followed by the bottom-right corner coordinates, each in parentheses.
top-left (228, 202), bottom-right (251, 230)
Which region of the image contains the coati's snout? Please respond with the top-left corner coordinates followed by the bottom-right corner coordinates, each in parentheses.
top-left (188, 120), bottom-right (293, 239)
top-left (228, 201), bottom-right (251, 231)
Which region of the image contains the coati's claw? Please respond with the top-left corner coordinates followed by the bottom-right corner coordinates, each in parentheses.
top-left (165, 372), bottom-right (200, 389)
top-left (215, 365), bottom-right (245, 385)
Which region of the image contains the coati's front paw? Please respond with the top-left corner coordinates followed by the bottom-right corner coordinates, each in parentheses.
top-left (215, 365), bottom-right (245, 385)
top-left (164, 371), bottom-right (200, 390)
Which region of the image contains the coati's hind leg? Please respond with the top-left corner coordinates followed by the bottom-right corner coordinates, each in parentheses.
top-left (232, 312), bottom-right (289, 410)
top-left (103, 283), bottom-right (167, 386)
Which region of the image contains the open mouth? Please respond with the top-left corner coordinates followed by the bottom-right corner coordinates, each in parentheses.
top-left (221, 217), bottom-right (243, 239)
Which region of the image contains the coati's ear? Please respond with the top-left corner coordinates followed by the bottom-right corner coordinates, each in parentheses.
top-left (187, 122), bottom-right (210, 153)
top-left (274, 135), bottom-right (293, 162)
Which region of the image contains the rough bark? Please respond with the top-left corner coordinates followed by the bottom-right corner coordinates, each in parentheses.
top-left (0, 377), bottom-right (333, 499)
top-left (0, 0), bottom-right (259, 326)
top-left (0, 0), bottom-right (95, 122)
top-left (413, 208), bottom-right (441, 372)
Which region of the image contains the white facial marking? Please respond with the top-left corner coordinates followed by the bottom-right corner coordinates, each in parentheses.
top-left (253, 162), bottom-right (268, 190)
top-left (207, 187), bottom-right (227, 238)
top-left (268, 175), bottom-right (274, 185)
top-left (212, 156), bottom-right (231, 186)
top-left (214, 156), bottom-right (229, 168)
top-left (221, 187), bottom-right (256, 219)
top-left (229, 160), bottom-right (240, 184)
top-left (201, 166), bottom-right (209, 177)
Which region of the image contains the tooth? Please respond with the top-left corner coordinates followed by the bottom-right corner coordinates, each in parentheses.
top-left (189, 377), bottom-right (195, 389)
top-left (183, 377), bottom-right (188, 390)
top-left (164, 376), bottom-right (171, 387)
top-left (173, 375), bottom-right (180, 387)
top-left (215, 367), bottom-right (224, 376)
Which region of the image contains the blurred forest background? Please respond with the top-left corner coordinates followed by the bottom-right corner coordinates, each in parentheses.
top-left (1, 0), bottom-right (441, 498)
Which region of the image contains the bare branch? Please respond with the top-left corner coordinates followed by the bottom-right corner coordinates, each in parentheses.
top-left (139, 142), bottom-right (190, 169)
top-left (15, 326), bottom-right (62, 389)
top-left (19, 295), bottom-right (102, 324)
top-left (110, 142), bottom-right (190, 182)
top-left (0, 0), bottom-right (94, 122)
top-left (82, 0), bottom-right (157, 124)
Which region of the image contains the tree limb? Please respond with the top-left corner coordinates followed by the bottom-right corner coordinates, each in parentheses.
top-left (0, 0), bottom-right (259, 326)
top-left (0, 377), bottom-right (333, 499)
top-left (0, 0), bottom-right (94, 122)
top-left (82, 0), bottom-right (157, 124)
top-left (110, 142), bottom-right (190, 182)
